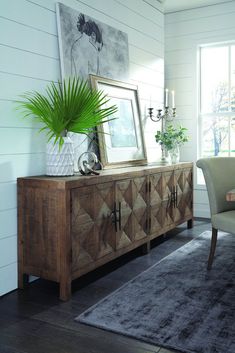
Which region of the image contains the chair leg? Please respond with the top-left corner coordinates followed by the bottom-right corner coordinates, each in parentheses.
top-left (207, 227), bottom-right (218, 270)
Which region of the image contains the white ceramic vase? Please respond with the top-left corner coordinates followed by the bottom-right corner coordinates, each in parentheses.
top-left (46, 136), bottom-right (74, 176)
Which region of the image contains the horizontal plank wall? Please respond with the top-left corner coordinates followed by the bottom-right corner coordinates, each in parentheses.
top-left (0, 0), bottom-right (164, 296)
top-left (165, 1), bottom-right (235, 218)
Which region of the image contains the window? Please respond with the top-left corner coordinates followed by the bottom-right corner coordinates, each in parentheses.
top-left (199, 43), bottom-right (235, 160)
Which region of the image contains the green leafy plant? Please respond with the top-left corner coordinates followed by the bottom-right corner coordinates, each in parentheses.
top-left (155, 124), bottom-right (189, 150)
top-left (17, 77), bottom-right (118, 148)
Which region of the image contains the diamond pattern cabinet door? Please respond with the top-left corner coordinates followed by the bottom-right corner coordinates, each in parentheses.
top-left (149, 172), bottom-right (162, 207)
top-left (183, 168), bottom-right (193, 195)
top-left (95, 183), bottom-right (117, 257)
top-left (115, 177), bottom-right (148, 250)
top-left (161, 199), bottom-right (174, 228)
top-left (132, 177), bottom-right (148, 241)
top-left (171, 168), bottom-right (193, 223)
top-left (115, 179), bottom-right (133, 250)
top-left (149, 172), bottom-right (163, 235)
top-left (149, 205), bottom-right (163, 235)
top-left (174, 168), bottom-right (185, 223)
top-left (176, 168), bottom-right (193, 220)
top-left (161, 170), bottom-right (175, 227)
top-left (71, 182), bottom-right (115, 272)
top-left (162, 171), bottom-right (175, 201)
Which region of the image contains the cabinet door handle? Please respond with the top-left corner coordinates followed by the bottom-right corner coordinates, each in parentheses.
top-left (111, 203), bottom-right (118, 232)
top-left (175, 185), bottom-right (178, 208)
top-left (111, 202), bottom-right (121, 231)
top-left (171, 187), bottom-right (174, 204)
top-left (118, 201), bottom-right (121, 230)
top-left (149, 181), bottom-right (152, 193)
top-left (167, 194), bottom-right (171, 209)
top-left (170, 186), bottom-right (177, 208)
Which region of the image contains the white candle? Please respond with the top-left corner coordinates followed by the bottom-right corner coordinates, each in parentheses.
top-left (172, 90), bottom-right (175, 108)
top-left (165, 88), bottom-right (169, 107)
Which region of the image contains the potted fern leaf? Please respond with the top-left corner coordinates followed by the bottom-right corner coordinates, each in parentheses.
top-left (17, 77), bottom-right (117, 176)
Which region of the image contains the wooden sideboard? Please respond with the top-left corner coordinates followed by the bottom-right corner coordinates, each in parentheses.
top-left (17, 162), bottom-right (193, 300)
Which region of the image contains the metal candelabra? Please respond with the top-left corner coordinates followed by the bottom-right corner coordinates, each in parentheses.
top-left (148, 107), bottom-right (176, 123)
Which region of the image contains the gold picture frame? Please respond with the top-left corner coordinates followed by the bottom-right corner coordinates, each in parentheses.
top-left (90, 75), bottom-right (147, 169)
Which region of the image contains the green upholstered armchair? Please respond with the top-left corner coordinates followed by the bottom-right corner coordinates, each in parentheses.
top-left (196, 157), bottom-right (235, 269)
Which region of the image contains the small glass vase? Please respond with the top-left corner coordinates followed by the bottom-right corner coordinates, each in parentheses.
top-left (168, 144), bottom-right (180, 164)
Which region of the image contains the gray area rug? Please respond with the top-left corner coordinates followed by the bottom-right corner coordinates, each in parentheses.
top-left (76, 231), bottom-right (235, 353)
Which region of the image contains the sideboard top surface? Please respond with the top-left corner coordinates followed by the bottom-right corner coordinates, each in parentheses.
top-left (17, 162), bottom-right (193, 190)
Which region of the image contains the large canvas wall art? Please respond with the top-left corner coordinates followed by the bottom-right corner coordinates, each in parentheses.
top-left (56, 3), bottom-right (129, 81)
top-left (56, 3), bottom-right (130, 164)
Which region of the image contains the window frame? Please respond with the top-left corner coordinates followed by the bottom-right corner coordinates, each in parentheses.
top-left (198, 42), bottom-right (235, 161)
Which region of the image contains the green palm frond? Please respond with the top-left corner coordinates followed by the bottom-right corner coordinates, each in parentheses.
top-left (17, 77), bottom-right (118, 146)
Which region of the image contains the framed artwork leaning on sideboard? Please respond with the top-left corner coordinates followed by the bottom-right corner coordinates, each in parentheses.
top-left (90, 75), bottom-right (147, 169)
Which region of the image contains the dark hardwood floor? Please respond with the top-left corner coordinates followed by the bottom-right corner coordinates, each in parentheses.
top-left (0, 219), bottom-right (210, 353)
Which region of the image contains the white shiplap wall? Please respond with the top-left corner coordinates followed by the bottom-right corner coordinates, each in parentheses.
top-left (0, 0), bottom-right (164, 295)
top-left (165, 1), bottom-right (235, 218)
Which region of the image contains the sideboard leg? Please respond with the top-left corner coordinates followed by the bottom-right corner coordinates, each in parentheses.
top-left (18, 273), bottom-right (29, 289)
top-left (59, 278), bottom-right (71, 301)
top-left (187, 218), bottom-right (193, 229)
top-left (142, 241), bottom-right (150, 254)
